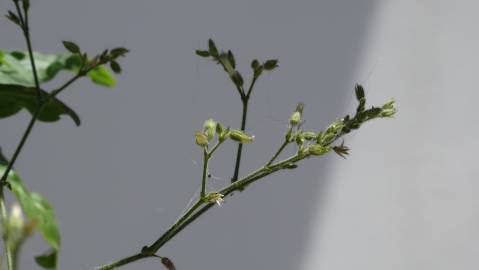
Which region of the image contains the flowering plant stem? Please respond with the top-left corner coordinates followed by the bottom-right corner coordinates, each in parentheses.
top-left (2, 2), bottom-right (395, 269)
top-left (95, 151), bottom-right (305, 270)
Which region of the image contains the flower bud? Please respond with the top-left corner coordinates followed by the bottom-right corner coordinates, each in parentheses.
top-left (289, 111), bottom-right (301, 126)
top-left (219, 127), bottom-right (230, 142)
top-left (295, 134), bottom-right (305, 146)
top-left (9, 203), bottom-right (24, 232)
top-left (302, 131), bottom-right (316, 141)
top-left (307, 144), bottom-right (330, 156)
top-left (195, 131), bottom-right (208, 147)
top-left (380, 99), bottom-right (396, 118)
top-left (229, 130), bottom-right (254, 143)
top-left (203, 119), bottom-right (217, 141)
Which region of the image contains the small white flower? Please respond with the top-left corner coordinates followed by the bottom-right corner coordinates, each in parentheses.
top-left (9, 203), bottom-right (24, 232)
top-left (206, 192), bottom-right (224, 207)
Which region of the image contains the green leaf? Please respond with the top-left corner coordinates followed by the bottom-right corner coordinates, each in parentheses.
top-left (6, 11), bottom-right (21, 26)
top-left (110, 47), bottom-right (129, 59)
top-left (263, 59), bottom-right (278, 70)
top-left (0, 84), bottom-right (81, 125)
top-left (22, 0), bottom-right (30, 11)
top-left (0, 160), bottom-right (61, 263)
top-left (62, 41), bottom-right (81, 54)
top-left (227, 50), bottom-right (236, 69)
top-left (208, 39), bottom-right (219, 58)
top-left (0, 49), bottom-right (116, 88)
top-left (35, 249), bottom-right (58, 269)
top-left (251, 59), bottom-right (260, 70)
top-left (195, 50), bottom-right (210, 57)
top-left (231, 71), bottom-right (244, 87)
top-left (355, 84), bottom-right (365, 100)
top-left (110, 60), bottom-right (122, 74)
top-left (87, 66), bottom-right (116, 87)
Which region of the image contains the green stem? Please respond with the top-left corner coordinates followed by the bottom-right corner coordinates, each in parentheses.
top-left (266, 139), bottom-right (289, 167)
top-left (231, 99), bottom-right (248, 183)
top-left (94, 253), bottom-right (149, 270)
top-left (0, 6), bottom-right (45, 270)
top-left (0, 189), bottom-right (13, 270)
top-left (200, 150), bottom-right (208, 198)
top-left (94, 153), bottom-right (306, 270)
top-left (22, 14), bottom-right (42, 102)
top-left (0, 109), bottom-right (40, 185)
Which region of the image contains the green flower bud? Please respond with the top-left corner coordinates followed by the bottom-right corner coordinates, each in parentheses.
top-left (316, 131), bottom-right (324, 144)
top-left (203, 119), bottom-right (217, 141)
top-left (380, 99), bottom-right (396, 118)
top-left (325, 120), bottom-right (345, 136)
top-left (289, 111), bottom-right (301, 126)
top-left (216, 122), bottom-right (224, 135)
top-left (195, 131), bottom-right (208, 147)
top-left (295, 134), bottom-right (305, 146)
top-left (285, 127), bottom-right (293, 142)
top-left (229, 129), bottom-right (254, 143)
top-left (307, 144), bottom-right (331, 156)
top-left (219, 127), bottom-right (231, 142)
top-left (8, 203), bottom-right (24, 232)
top-left (302, 131), bottom-right (316, 141)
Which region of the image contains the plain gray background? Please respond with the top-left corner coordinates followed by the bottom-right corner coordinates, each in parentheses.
top-left (2, 0), bottom-right (478, 270)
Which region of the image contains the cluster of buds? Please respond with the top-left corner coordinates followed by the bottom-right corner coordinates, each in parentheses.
top-left (340, 84), bottom-right (396, 135)
top-left (61, 40), bottom-right (129, 76)
top-left (281, 85), bottom-right (395, 160)
top-left (196, 39), bottom-right (278, 93)
top-left (195, 118), bottom-right (254, 148)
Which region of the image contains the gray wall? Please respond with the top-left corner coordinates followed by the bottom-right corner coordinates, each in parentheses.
top-left (303, 1), bottom-right (479, 270)
top-left (12, 0), bottom-right (474, 270)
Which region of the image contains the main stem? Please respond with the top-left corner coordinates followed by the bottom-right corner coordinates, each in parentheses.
top-left (231, 99), bottom-right (248, 183)
top-left (94, 153), bottom-right (304, 270)
top-left (0, 7), bottom-right (44, 269)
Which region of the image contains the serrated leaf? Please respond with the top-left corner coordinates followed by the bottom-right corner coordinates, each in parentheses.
top-left (0, 160), bottom-right (61, 260)
top-left (87, 66), bottom-right (116, 87)
top-left (62, 41), bottom-right (81, 54)
top-left (195, 50), bottom-right (210, 57)
top-left (35, 249), bottom-right (57, 269)
top-left (0, 84), bottom-right (81, 125)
